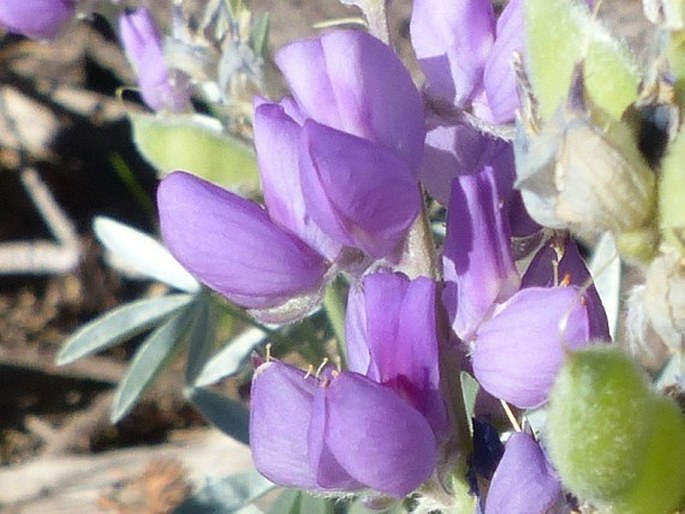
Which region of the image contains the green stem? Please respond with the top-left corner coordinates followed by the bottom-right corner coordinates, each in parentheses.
top-left (324, 280), bottom-right (347, 366)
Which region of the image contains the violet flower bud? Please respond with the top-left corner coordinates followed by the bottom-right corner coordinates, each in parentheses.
top-left (253, 101), bottom-right (342, 261)
top-left (410, 0), bottom-right (495, 108)
top-left (522, 235), bottom-right (610, 341)
top-left (119, 8), bottom-right (190, 112)
top-left (481, 0), bottom-right (524, 124)
top-left (157, 171), bottom-right (327, 310)
top-left (485, 432), bottom-right (563, 514)
top-left (442, 167), bottom-right (520, 341)
top-left (250, 360), bottom-right (438, 498)
top-left (410, 0), bottom-right (523, 122)
top-left (0, 0), bottom-right (75, 40)
top-left (275, 29), bottom-right (425, 174)
top-left (471, 286), bottom-right (591, 408)
top-left (298, 121), bottom-right (422, 259)
top-left (346, 272), bottom-right (449, 437)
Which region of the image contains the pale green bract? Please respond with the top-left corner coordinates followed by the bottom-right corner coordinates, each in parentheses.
top-left (130, 113), bottom-right (260, 195)
top-left (524, 0), bottom-right (639, 120)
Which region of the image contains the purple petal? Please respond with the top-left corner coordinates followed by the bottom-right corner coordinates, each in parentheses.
top-left (485, 432), bottom-right (562, 514)
top-left (522, 236), bottom-right (610, 341)
top-left (249, 361), bottom-right (319, 489)
top-left (443, 167), bottom-right (520, 341)
top-left (421, 119), bottom-right (515, 206)
top-left (483, 0), bottom-right (524, 124)
top-left (119, 8), bottom-right (189, 112)
top-left (0, 0), bottom-right (74, 39)
top-left (346, 272), bottom-right (448, 437)
top-left (307, 391), bottom-right (364, 490)
top-left (157, 171), bottom-right (327, 309)
top-left (299, 121), bottom-right (421, 259)
top-left (410, 0), bottom-right (495, 107)
top-left (322, 372), bottom-right (437, 498)
top-left (253, 102), bottom-right (341, 260)
top-left (276, 30), bottom-right (425, 173)
top-left (472, 286), bottom-right (591, 408)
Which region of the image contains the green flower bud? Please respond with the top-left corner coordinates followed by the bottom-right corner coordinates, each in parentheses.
top-left (614, 226), bottom-right (660, 264)
top-left (659, 121), bottom-right (685, 254)
top-left (609, 395), bottom-right (685, 514)
top-left (545, 346), bottom-right (653, 503)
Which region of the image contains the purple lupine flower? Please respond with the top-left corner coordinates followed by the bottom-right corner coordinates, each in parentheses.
top-left (252, 29), bottom-right (424, 264)
top-left (485, 432), bottom-right (563, 514)
top-left (522, 235), bottom-right (610, 341)
top-left (253, 101), bottom-right (342, 261)
top-left (481, 0), bottom-right (523, 123)
top-left (254, 104), bottom-right (422, 262)
top-left (250, 360), bottom-right (437, 498)
top-left (274, 29), bottom-right (425, 174)
top-left (471, 286), bottom-right (592, 408)
top-left (119, 8), bottom-right (189, 112)
top-left (410, 0), bottom-right (495, 110)
top-left (410, 0), bottom-right (523, 124)
top-left (421, 120), bottom-right (513, 205)
top-left (298, 121), bottom-right (422, 259)
top-left (442, 167), bottom-right (520, 341)
top-left (0, 0), bottom-right (75, 40)
top-left (346, 272), bottom-right (449, 437)
top-left (157, 171), bottom-right (327, 309)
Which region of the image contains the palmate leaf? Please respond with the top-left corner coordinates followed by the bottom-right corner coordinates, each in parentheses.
top-left (93, 216), bottom-right (200, 293)
top-left (130, 113), bottom-right (259, 195)
top-left (111, 303), bottom-right (198, 422)
top-left (193, 326), bottom-right (268, 387)
top-left (57, 294), bottom-right (194, 366)
top-left (186, 291), bottom-right (219, 383)
top-left (185, 386), bottom-right (250, 445)
top-left (175, 469), bottom-right (274, 514)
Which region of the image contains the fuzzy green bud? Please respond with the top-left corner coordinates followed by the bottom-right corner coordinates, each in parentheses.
top-left (546, 345), bottom-right (685, 512)
top-left (545, 346), bottom-right (653, 502)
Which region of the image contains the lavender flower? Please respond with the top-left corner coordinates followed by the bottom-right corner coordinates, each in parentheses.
top-left (254, 101), bottom-right (342, 261)
top-left (522, 235), bottom-right (610, 341)
top-left (255, 99), bottom-right (421, 263)
top-left (485, 432), bottom-right (562, 513)
top-left (0, 0), bottom-right (75, 40)
top-left (157, 171), bottom-right (327, 309)
top-left (250, 360), bottom-right (437, 498)
top-left (439, 156), bottom-right (600, 408)
top-left (442, 167), bottom-right (520, 341)
top-left (346, 272), bottom-right (449, 437)
top-left (256, 32), bottom-right (426, 260)
top-left (274, 29), bottom-right (425, 173)
top-left (471, 285), bottom-right (592, 408)
top-left (410, 0), bottom-right (523, 123)
top-left (298, 121), bottom-right (421, 259)
top-left (119, 8), bottom-right (190, 112)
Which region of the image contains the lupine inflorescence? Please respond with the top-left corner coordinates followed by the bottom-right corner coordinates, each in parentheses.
top-left (5, 0), bottom-right (685, 512)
